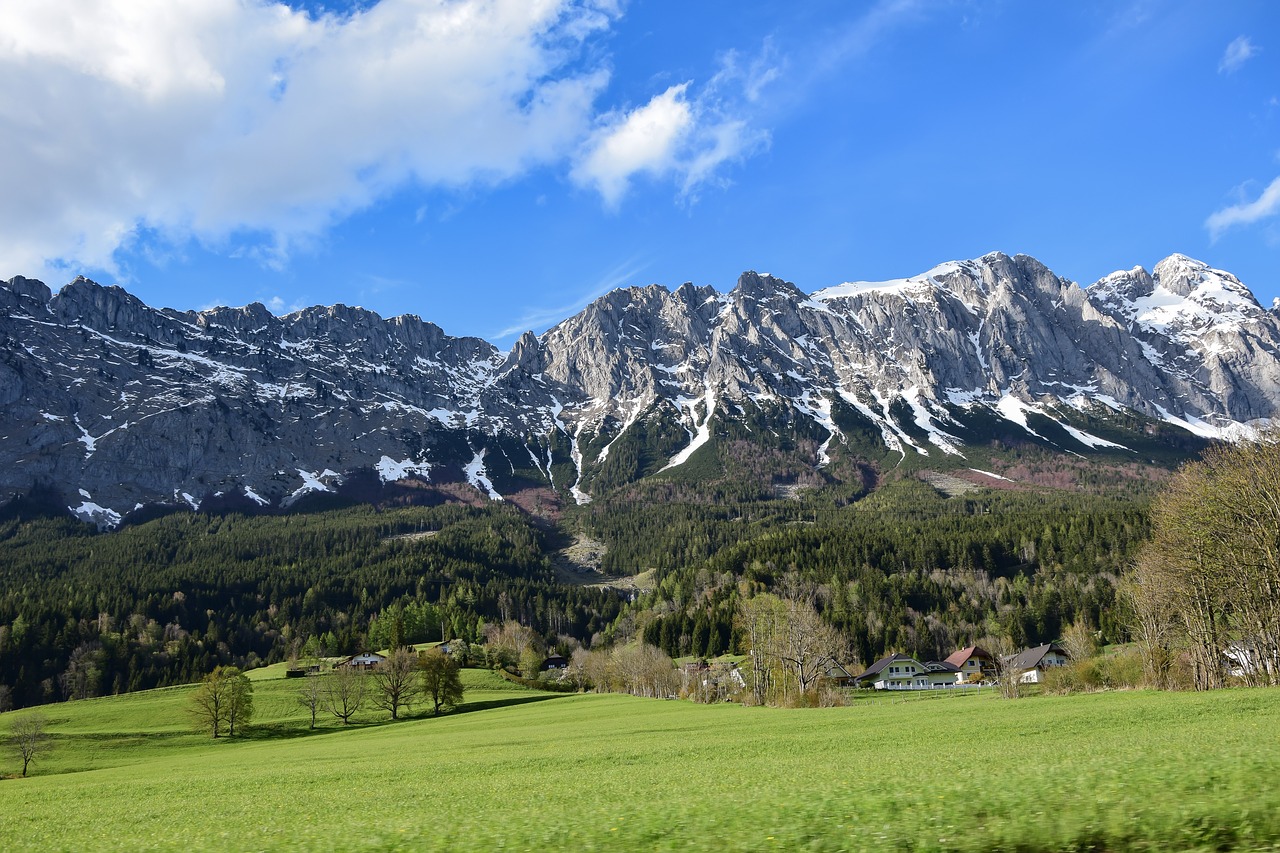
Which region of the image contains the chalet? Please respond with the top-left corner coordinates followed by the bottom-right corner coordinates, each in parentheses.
top-left (854, 653), bottom-right (929, 690)
top-left (1008, 643), bottom-right (1069, 683)
top-left (334, 651), bottom-right (387, 670)
top-left (943, 645), bottom-right (996, 684)
top-left (542, 653), bottom-right (569, 670)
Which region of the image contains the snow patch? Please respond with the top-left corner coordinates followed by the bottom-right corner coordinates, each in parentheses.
top-left (284, 469), bottom-right (342, 506)
top-left (376, 456), bottom-right (431, 484)
top-left (244, 486), bottom-right (270, 506)
top-left (464, 449), bottom-right (503, 500)
top-left (660, 383), bottom-right (716, 471)
top-left (903, 388), bottom-right (964, 457)
top-left (70, 501), bottom-right (122, 529)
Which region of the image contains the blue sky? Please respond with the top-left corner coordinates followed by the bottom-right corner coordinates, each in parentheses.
top-left (2, 1), bottom-right (1278, 346)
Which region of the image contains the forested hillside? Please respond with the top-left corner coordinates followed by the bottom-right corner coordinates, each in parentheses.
top-left (0, 467), bottom-right (1156, 711)
top-left (0, 503), bottom-right (620, 709)
top-left (596, 480), bottom-right (1146, 666)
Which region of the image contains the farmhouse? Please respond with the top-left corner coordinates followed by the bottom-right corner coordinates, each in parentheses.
top-left (334, 651), bottom-right (388, 670)
top-left (943, 645), bottom-right (996, 684)
top-left (853, 653), bottom-right (930, 689)
top-left (915, 660), bottom-right (963, 688)
top-left (854, 647), bottom-right (1004, 690)
top-left (1008, 643), bottom-right (1069, 683)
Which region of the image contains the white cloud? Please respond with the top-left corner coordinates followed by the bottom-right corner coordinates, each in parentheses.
top-left (572, 84), bottom-right (694, 207)
top-left (1218, 36), bottom-right (1259, 74)
top-left (1206, 176), bottom-right (1280, 240)
top-left (0, 0), bottom-right (618, 281)
top-left (571, 48), bottom-right (775, 208)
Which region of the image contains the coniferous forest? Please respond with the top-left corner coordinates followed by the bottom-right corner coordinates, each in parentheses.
top-left (0, 472), bottom-right (1153, 710)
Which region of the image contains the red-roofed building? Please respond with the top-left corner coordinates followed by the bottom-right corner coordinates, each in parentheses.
top-left (943, 645), bottom-right (996, 684)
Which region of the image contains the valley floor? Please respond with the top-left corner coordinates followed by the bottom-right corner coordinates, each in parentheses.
top-left (1, 667), bottom-right (1278, 852)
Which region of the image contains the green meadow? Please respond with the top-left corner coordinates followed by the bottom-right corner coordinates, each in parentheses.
top-left (1, 668), bottom-right (1278, 852)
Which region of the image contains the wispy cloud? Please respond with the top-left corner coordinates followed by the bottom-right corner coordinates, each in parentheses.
top-left (1206, 176), bottom-right (1280, 240)
top-left (491, 257), bottom-right (650, 340)
top-left (1219, 36), bottom-right (1259, 74)
top-left (265, 295), bottom-right (307, 315)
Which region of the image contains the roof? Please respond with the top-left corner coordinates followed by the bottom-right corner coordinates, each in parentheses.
top-left (943, 646), bottom-right (994, 668)
top-left (854, 653), bottom-right (921, 681)
top-left (335, 651), bottom-right (387, 666)
top-left (1008, 643), bottom-right (1068, 672)
top-left (824, 662), bottom-right (854, 679)
top-left (923, 661), bottom-right (960, 672)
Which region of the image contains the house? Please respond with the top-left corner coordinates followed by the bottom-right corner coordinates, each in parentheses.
top-left (1224, 642), bottom-right (1280, 681)
top-left (823, 662), bottom-right (856, 688)
top-left (1008, 643), bottom-right (1069, 683)
top-left (542, 653), bottom-right (568, 670)
top-left (854, 653), bottom-right (929, 690)
top-left (334, 651), bottom-right (387, 670)
top-left (943, 645), bottom-right (996, 684)
top-left (916, 660), bottom-right (963, 688)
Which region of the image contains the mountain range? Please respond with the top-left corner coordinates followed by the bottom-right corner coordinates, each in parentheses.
top-left (2, 252), bottom-right (1276, 526)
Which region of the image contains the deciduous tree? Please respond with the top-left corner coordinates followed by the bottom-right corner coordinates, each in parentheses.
top-left (187, 666), bottom-right (253, 738)
top-left (371, 648), bottom-right (418, 720)
top-left (419, 649), bottom-right (464, 716)
top-left (297, 672), bottom-right (325, 729)
top-left (1128, 435), bottom-right (1280, 689)
top-left (9, 712), bottom-right (50, 777)
top-left (324, 665), bottom-right (367, 725)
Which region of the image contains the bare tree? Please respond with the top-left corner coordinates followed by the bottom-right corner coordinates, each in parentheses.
top-left (297, 672), bottom-right (325, 729)
top-left (737, 593), bottom-right (785, 704)
top-left (1120, 572), bottom-right (1177, 689)
top-left (611, 643), bottom-right (678, 698)
top-left (1129, 435), bottom-right (1280, 689)
top-left (9, 712), bottom-right (51, 777)
top-left (371, 648), bottom-right (419, 720)
top-left (567, 647), bottom-right (591, 692)
top-left (737, 575), bottom-right (846, 705)
top-left (1060, 618), bottom-right (1098, 665)
top-left (580, 648), bottom-right (616, 693)
top-left (484, 621), bottom-right (539, 672)
top-left (983, 636), bottom-right (1022, 699)
top-left (324, 665), bottom-right (367, 724)
top-left (778, 592), bottom-right (844, 698)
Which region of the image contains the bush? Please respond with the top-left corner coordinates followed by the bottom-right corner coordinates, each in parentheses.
top-left (1044, 649), bottom-right (1146, 694)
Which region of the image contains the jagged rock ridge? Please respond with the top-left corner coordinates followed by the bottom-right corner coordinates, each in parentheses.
top-left (1, 252), bottom-right (1276, 524)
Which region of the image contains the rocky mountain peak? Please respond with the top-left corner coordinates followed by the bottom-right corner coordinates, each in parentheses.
top-left (732, 271), bottom-right (805, 302)
top-left (2, 251), bottom-right (1278, 523)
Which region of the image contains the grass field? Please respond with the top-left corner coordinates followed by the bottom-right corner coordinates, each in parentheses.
top-left (1, 668), bottom-right (1278, 852)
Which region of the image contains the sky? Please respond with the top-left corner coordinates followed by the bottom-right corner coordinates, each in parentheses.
top-left (2, 0), bottom-right (1278, 346)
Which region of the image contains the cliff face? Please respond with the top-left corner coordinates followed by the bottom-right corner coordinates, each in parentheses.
top-left (2, 252), bottom-right (1275, 524)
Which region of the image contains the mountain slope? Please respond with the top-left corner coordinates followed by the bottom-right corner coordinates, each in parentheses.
top-left (1, 252), bottom-right (1276, 523)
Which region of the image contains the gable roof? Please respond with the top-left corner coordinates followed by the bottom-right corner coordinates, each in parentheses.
top-left (944, 645), bottom-right (993, 668)
top-left (854, 653), bottom-right (921, 681)
top-left (1009, 643), bottom-right (1068, 672)
top-left (824, 662), bottom-right (854, 679)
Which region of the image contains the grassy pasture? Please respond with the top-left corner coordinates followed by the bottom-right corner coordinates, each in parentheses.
top-left (0, 670), bottom-right (1278, 852)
